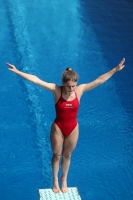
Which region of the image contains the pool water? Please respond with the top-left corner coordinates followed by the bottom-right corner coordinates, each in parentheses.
top-left (0, 0), bottom-right (133, 200)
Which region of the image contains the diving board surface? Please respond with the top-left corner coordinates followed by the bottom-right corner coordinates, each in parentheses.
top-left (38, 187), bottom-right (81, 200)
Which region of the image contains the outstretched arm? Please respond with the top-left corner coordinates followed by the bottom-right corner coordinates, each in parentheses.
top-left (77, 58), bottom-right (125, 93)
top-left (6, 62), bottom-right (56, 92)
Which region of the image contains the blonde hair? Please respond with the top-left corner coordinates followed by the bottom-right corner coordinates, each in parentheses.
top-left (62, 68), bottom-right (79, 83)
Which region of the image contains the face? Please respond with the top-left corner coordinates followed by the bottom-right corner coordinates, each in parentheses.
top-left (63, 80), bottom-right (77, 93)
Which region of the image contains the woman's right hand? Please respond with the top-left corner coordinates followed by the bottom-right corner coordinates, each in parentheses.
top-left (6, 62), bottom-right (18, 73)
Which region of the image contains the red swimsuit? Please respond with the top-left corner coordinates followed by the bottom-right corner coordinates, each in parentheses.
top-left (54, 87), bottom-right (79, 137)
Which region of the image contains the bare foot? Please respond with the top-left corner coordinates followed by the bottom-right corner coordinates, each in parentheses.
top-left (52, 180), bottom-right (60, 193)
top-left (60, 177), bottom-right (68, 193)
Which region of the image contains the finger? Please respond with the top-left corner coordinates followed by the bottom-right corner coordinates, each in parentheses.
top-left (119, 65), bottom-right (125, 70)
top-left (6, 62), bottom-right (12, 66)
top-left (6, 63), bottom-right (15, 69)
top-left (120, 58), bottom-right (125, 65)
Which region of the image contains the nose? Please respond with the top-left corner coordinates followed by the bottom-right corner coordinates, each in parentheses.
top-left (69, 86), bottom-right (73, 90)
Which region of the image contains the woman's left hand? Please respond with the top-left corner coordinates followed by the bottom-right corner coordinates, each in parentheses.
top-left (115, 58), bottom-right (125, 72)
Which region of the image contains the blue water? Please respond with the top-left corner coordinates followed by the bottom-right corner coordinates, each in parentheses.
top-left (0, 0), bottom-right (133, 200)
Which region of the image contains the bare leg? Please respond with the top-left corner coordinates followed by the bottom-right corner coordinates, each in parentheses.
top-left (50, 123), bottom-right (64, 193)
top-left (60, 153), bottom-right (71, 193)
top-left (61, 124), bottom-right (79, 193)
top-left (51, 154), bottom-right (61, 193)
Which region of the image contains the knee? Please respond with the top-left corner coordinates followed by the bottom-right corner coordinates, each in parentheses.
top-left (52, 154), bottom-right (61, 161)
top-left (62, 152), bottom-right (72, 160)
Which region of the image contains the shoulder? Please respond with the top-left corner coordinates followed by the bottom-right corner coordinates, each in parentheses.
top-left (53, 85), bottom-right (62, 100)
top-left (75, 84), bottom-right (85, 99)
top-left (75, 84), bottom-right (86, 92)
top-left (76, 79), bottom-right (100, 94)
top-left (54, 85), bottom-right (61, 94)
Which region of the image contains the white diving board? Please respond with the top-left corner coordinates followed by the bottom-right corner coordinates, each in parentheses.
top-left (38, 187), bottom-right (81, 200)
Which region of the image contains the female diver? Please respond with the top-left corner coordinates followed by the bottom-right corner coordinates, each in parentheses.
top-left (6, 58), bottom-right (125, 193)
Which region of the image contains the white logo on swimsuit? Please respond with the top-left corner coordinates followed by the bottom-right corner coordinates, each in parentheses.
top-left (65, 104), bottom-right (73, 108)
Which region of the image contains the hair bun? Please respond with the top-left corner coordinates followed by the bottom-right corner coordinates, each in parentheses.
top-left (62, 67), bottom-right (79, 83)
top-left (66, 67), bottom-right (73, 71)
